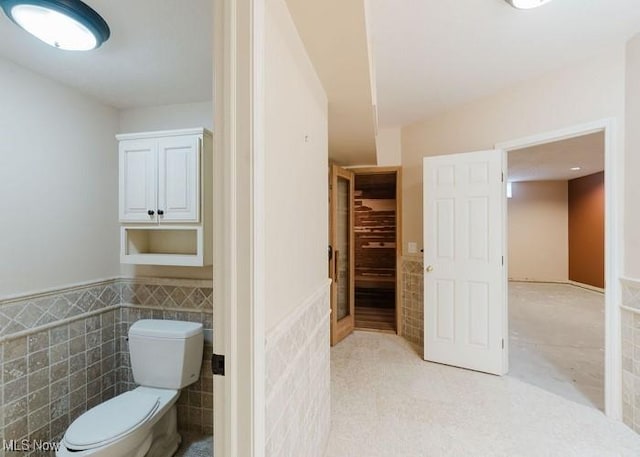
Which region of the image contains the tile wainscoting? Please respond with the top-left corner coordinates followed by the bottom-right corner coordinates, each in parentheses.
top-left (265, 280), bottom-right (331, 457)
top-left (622, 277), bottom-right (640, 433)
top-left (0, 278), bottom-right (214, 457)
top-left (401, 256), bottom-right (424, 352)
top-left (118, 279), bottom-right (213, 434)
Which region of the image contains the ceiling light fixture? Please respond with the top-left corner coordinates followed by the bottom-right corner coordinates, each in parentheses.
top-left (505, 0), bottom-right (553, 10)
top-left (570, 167), bottom-right (581, 171)
top-left (0, 0), bottom-right (110, 51)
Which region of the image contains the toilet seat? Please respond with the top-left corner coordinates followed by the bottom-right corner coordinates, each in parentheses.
top-left (64, 390), bottom-right (160, 451)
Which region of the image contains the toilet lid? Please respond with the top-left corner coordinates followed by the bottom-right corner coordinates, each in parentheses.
top-left (64, 390), bottom-right (160, 450)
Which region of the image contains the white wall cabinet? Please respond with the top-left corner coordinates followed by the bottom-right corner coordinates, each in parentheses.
top-left (117, 128), bottom-right (212, 266)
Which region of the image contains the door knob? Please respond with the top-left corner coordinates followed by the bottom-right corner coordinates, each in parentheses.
top-left (425, 265), bottom-right (434, 273)
top-left (147, 210), bottom-right (155, 216)
top-left (157, 210), bottom-right (164, 216)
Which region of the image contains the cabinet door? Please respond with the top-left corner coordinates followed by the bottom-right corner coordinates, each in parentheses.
top-left (157, 135), bottom-right (201, 222)
top-left (119, 140), bottom-right (158, 223)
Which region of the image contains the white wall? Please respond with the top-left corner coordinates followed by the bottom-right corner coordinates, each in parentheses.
top-left (265, 0), bottom-right (328, 331)
top-left (118, 101), bottom-right (213, 133)
top-left (626, 36), bottom-right (640, 279)
top-left (264, 2), bottom-right (330, 456)
top-left (508, 181), bottom-right (568, 282)
top-left (0, 57), bottom-right (120, 297)
top-left (401, 47), bottom-right (626, 254)
top-left (117, 101), bottom-right (214, 281)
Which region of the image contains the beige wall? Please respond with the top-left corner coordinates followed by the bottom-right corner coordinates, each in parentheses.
top-left (508, 181), bottom-right (568, 282)
top-left (626, 35), bottom-right (640, 278)
top-left (401, 48), bottom-right (626, 254)
top-left (0, 57), bottom-right (120, 297)
top-left (265, 0), bottom-right (329, 332)
top-left (375, 127), bottom-right (402, 166)
top-left (118, 102), bottom-right (214, 281)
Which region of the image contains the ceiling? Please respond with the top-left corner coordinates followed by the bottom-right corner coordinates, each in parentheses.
top-left (508, 132), bottom-right (604, 182)
top-left (0, 1), bottom-right (212, 109)
top-left (3, 0), bottom-right (639, 168)
top-left (368, 0), bottom-right (640, 128)
top-left (285, 0), bottom-right (377, 165)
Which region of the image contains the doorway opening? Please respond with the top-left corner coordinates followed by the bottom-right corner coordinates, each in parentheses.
top-left (496, 119), bottom-right (621, 418)
top-left (329, 165), bottom-right (403, 345)
top-left (353, 170), bottom-right (399, 333)
top-left (506, 131), bottom-right (605, 410)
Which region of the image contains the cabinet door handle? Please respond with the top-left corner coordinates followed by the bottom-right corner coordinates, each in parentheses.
top-left (147, 210), bottom-right (155, 216)
top-left (157, 210), bottom-right (164, 216)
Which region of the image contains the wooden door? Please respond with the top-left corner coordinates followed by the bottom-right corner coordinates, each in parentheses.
top-left (330, 164), bottom-right (355, 345)
top-left (423, 150), bottom-right (508, 375)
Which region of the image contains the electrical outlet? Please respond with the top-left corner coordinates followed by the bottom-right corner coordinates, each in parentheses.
top-left (408, 242), bottom-right (417, 254)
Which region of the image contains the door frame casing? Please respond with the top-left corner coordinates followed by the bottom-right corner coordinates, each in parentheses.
top-left (496, 118), bottom-right (622, 420)
top-left (329, 164), bottom-right (356, 345)
top-left (350, 166), bottom-right (403, 335)
top-left (213, 0), bottom-right (266, 455)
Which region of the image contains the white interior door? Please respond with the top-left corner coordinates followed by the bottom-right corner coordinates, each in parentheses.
top-left (423, 149), bottom-right (507, 375)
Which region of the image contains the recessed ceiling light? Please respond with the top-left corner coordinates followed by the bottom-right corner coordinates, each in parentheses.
top-left (0, 0), bottom-right (110, 51)
top-left (505, 0), bottom-right (553, 10)
top-left (571, 167), bottom-right (581, 171)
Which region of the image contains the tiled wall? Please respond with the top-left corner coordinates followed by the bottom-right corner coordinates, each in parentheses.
top-left (265, 281), bottom-right (331, 457)
top-left (0, 278), bottom-right (214, 456)
top-left (621, 278), bottom-right (640, 433)
top-left (0, 281), bottom-right (120, 338)
top-left (117, 280), bottom-right (213, 434)
top-left (402, 257), bottom-right (424, 352)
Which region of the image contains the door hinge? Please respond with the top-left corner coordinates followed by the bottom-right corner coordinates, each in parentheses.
top-left (501, 256), bottom-right (504, 266)
top-left (212, 353), bottom-right (225, 376)
top-left (501, 172), bottom-right (504, 182)
top-left (501, 339), bottom-right (505, 349)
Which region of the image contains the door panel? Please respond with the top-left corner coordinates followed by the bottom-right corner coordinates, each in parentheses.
top-left (423, 150), bottom-right (507, 375)
top-left (158, 136), bottom-right (200, 222)
top-left (330, 165), bottom-right (355, 345)
top-left (119, 140), bottom-right (157, 223)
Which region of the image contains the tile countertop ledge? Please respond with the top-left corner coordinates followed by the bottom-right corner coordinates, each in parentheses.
top-left (620, 276), bottom-right (640, 314)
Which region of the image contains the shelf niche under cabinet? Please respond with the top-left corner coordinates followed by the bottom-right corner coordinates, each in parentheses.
top-left (121, 227), bottom-right (206, 266)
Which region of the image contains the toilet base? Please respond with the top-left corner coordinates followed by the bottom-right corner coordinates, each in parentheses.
top-left (146, 405), bottom-right (181, 457)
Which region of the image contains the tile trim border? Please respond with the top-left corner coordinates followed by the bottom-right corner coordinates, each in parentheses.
top-left (119, 277), bottom-right (213, 288)
top-left (0, 304), bottom-right (120, 344)
top-left (621, 276), bottom-right (640, 313)
top-left (265, 279), bottom-right (331, 350)
top-left (0, 278), bottom-right (120, 305)
top-left (0, 276), bottom-right (214, 343)
top-left (1, 276), bottom-right (213, 305)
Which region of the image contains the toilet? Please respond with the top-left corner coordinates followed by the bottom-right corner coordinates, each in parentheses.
top-left (56, 319), bottom-right (204, 457)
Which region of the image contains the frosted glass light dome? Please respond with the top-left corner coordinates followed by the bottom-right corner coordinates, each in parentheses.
top-left (506, 0), bottom-right (553, 9)
top-left (0, 0), bottom-right (110, 51)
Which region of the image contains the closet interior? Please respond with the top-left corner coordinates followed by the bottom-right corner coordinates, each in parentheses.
top-left (353, 171), bottom-right (398, 332)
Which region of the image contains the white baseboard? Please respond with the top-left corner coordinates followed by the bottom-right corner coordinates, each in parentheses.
top-left (509, 278), bottom-right (605, 294)
top-left (568, 280), bottom-right (605, 293)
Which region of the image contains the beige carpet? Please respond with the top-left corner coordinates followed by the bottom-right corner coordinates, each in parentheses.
top-left (325, 331), bottom-right (640, 457)
top-left (509, 281), bottom-right (604, 410)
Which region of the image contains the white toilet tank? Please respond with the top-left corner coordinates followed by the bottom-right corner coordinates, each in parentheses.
top-left (129, 320), bottom-right (204, 389)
